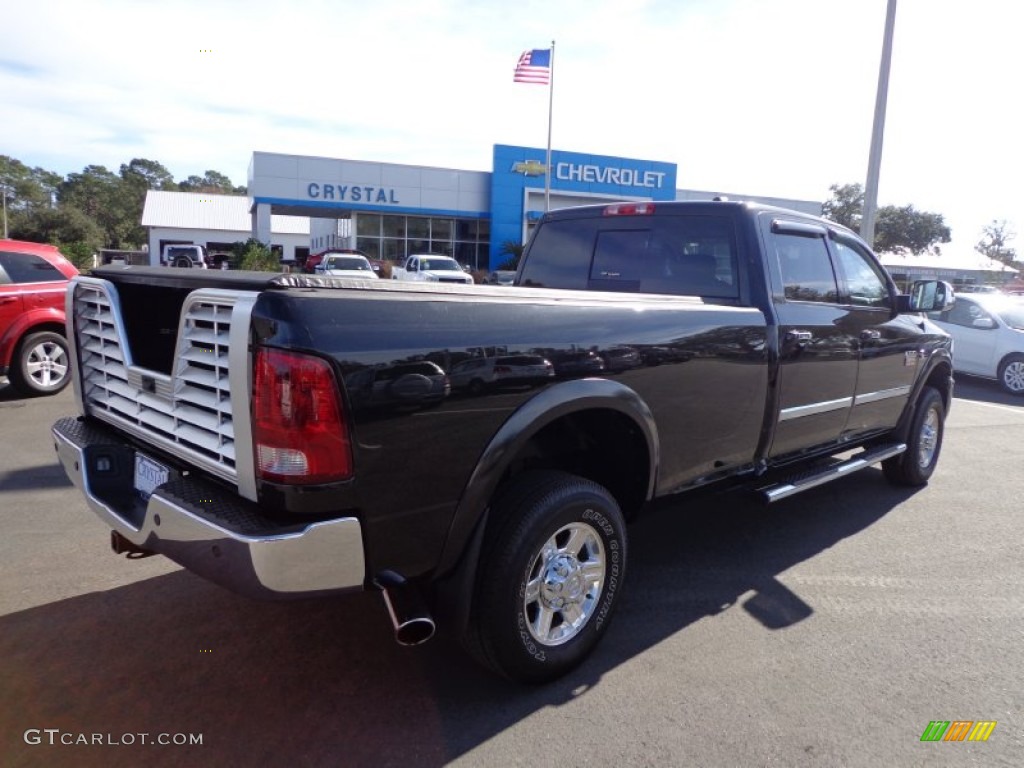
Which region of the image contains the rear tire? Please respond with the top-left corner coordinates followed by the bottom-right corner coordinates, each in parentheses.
top-left (9, 331), bottom-right (70, 396)
top-left (998, 354), bottom-right (1024, 396)
top-left (883, 386), bottom-right (944, 486)
top-left (465, 471), bottom-right (627, 683)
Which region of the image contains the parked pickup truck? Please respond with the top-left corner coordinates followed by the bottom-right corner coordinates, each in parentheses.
top-left (51, 200), bottom-right (954, 683)
top-left (390, 253), bottom-right (474, 284)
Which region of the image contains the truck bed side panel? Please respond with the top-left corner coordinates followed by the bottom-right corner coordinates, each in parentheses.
top-left (254, 289), bottom-right (769, 575)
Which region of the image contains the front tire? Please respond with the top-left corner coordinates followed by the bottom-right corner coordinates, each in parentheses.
top-left (9, 331), bottom-right (71, 396)
top-left (465, 471), bottom-right (627, 683)
top-left (998, 354), bottom-right (1024, 396)
top-left (883, 386), bottom-right (945, 486)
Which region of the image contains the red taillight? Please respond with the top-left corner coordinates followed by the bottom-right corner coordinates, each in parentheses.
top-left (253, 348), bottom-right (353, 484)
top-left (603, 202), bottom-right (655, 217)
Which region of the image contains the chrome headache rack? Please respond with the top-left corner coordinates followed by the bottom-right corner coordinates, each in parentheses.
top-left (68, 276), bottom-right (259, 500)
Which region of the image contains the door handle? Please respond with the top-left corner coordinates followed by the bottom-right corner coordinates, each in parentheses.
top-left (0, 296), bottom-right (18, 305)
top-left (785, 330), bottom-right (813, 344)
top-left (860, 329), bottom-right (882, 341)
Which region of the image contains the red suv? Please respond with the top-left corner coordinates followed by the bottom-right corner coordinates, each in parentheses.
top-left (0, 240), bottom-right (79, 396)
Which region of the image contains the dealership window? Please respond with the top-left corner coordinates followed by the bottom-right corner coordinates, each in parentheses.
top-left (353, 213), bottom-right (489, 268)
top-left (383, 215), bottom-right (405, 238)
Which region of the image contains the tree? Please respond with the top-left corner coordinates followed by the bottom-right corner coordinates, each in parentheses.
top-left (119, 158), bottom-right (176, 245)
top-left (822, 181), bottom-right (951, 255)
top-left (1, 155), bottom-right (62, 236)
top-left (179, 170), bottom-right (245, 195)
top-left (975, 220), bottom-right (1017, 267)
top-left (9, 205), bottom-right (104, 270)
top-left (874, 205), bottom-right (951, 255)
top-left (58, 165), bottom-right (137, 248)
top-left (822, 183), bottom-right (864, 232)
top-left (121, 158), bottom-right (175, 191)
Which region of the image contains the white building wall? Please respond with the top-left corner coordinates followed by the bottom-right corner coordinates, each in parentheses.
top-left (308, 217), bottom-right (354, 254)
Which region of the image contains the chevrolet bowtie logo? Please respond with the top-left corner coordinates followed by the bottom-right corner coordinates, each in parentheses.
top-left (511, 160), bottom-right (548, 177)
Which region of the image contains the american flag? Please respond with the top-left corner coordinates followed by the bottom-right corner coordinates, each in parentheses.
top-left (513, 49), bottom-right (551, 85)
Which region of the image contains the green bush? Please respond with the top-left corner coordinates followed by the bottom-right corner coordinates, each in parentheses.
top-left (233, 238), bottom-right (279, 271)
top-left (498, 240), bottom-right (523, 271)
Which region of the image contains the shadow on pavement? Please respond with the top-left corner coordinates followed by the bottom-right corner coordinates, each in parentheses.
top-left (0, 463), bottom-right (73, 493)
top-left (0, 469), bottom-right (917, 768)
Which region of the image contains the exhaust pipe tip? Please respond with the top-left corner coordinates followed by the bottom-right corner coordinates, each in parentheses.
top-left (376, 570), bottom-right (436, 646)
top-left (393, 615), bottom-right (437, 646)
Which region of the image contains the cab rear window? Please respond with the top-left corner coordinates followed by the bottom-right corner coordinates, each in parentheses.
top-left (519, 215), bottom-right (739, 298)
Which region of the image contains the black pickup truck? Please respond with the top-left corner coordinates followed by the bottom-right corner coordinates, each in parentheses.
top-left (51, 200), bottom-right (954, 683)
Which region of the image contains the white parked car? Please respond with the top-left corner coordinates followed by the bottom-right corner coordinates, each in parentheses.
top-left (316, 253), bottom-right (378, 279)
top-left (391, 254), bottom-right (474, 285)
top-left (928, 293), bottom-right (1024, 394)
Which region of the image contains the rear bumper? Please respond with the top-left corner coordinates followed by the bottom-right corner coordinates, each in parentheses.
top-left (51, 416), bottom-right (367, 599)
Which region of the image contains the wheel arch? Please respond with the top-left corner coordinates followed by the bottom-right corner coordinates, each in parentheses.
top-left (431, 378), bottom-right (656, 636)
top-left (893, 353), bottom-right (954, 444)
top-left (436, 378), bottom-right (657, 575)
top-left (1, 311), bottom-right (67, 369)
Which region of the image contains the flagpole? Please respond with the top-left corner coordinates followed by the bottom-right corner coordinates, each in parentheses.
top-left (545, 40), bottom-right (555, 212)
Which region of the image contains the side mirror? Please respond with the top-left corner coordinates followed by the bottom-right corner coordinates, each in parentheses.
top-left (898, 280), bottom-right (955, 314)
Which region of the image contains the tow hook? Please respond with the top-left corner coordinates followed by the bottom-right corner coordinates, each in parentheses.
top-left (110, 530), bottom-right (156, 559)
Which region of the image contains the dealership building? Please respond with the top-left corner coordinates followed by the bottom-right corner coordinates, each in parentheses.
top-left (143, 144), bottom-right (822, 270)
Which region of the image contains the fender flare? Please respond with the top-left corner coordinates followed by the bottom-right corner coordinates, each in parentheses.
top-left (435, 377), bottom-right (659, 579)
top-left (893, 349), bottom-right (954, 443)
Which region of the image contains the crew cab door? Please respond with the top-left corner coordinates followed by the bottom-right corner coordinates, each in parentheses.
top-left (827, 232), bottom-right (917, 435)
top-left (763, 217), bottom-right (858, 458)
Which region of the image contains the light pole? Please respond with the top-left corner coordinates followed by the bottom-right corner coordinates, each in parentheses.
top-left (861, 0), bottom-right (898, 248)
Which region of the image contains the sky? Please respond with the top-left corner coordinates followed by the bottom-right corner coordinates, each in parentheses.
top-left (2, 0), bottom-right (1021, 254)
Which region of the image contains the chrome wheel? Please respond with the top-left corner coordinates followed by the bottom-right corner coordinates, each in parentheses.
top-left (1002, 360), bottom-right (1024, 394)
top-left (25, 338), bottom-right (69, 390)
top-left (917, 406), bottom-right (940, 469)
top-left (522, 521), bottom-right (605, 647)
top-left (12, 331), bottom-right (72, 395)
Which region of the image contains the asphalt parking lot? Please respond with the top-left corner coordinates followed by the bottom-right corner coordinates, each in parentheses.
top-left (1, 376), bottom-right (1021, 767)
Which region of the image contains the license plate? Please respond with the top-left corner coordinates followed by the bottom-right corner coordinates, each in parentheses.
top-left (134, 453), bottom-right (170, 499)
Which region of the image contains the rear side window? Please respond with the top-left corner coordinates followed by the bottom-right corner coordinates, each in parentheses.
top-left (771, 232), bottom-right (839, 303)
top-left (0, 251), bottom-right (66, 283)
top-left (520, 215), bottom-right (739, 298)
